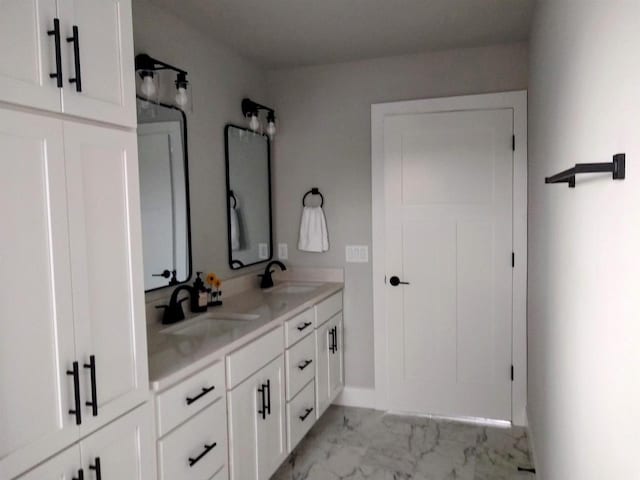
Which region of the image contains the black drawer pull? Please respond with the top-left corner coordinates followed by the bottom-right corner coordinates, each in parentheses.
top-left (67, 361), bottom-right (82, 425)
top-left (89, 457), bottom-right (102, 480)
top-left (258, 383), bottom-right (267, 419)
top-left (186, 385), bottom-right (215, 405)
top-left (297, 359), bottom-right (313, 371)
top-left (296, 321), bottom-right (312, 331)
top-left (299, 407), bottom-right (314, 421)
top-left (188, 443), bottom-right (216, 467)
top-left (47, 18), bottom-right (63, 87)
top-left (84, 355), bottom-right (98, 416)
top-left (72, 468), bottom-right (84, 480)
top-left (67, 25), bottom-right (82, 92)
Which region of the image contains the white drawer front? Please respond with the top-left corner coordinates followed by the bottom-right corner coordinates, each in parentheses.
top-left (285, 333), bottom-right (315, 400)
top-left (156, 361), bottom-right (225, 437)
top-left (226, 326), bottom-right (284, 389)
top-left (211, 465), bottom-right (228, 480)
top-left (315, 291), bottom-right (343, 327)
top-left (158, 398), bottom-right (227, 480)
top-left (284, 308), bottom-right (315, 347)
top-left (286, 380), bottom-right (316, 453)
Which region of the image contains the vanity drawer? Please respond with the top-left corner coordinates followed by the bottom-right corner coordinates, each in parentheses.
top-left (284, 308), bottom-right (315, 347)
top-left (156, 361), bottom-right (225, 437)
top-left (285, 333), bottom-right (315, 400)
top-left (315, 291), bottom-right (343, 327)
top-left (226, 326), bottom-right (283, 389)
top-left (158, 398), bottom-right (227, 480)
top-left (286, 380), bottom-right (316, 453)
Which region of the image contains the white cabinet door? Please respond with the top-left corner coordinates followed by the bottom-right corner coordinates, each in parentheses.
top-left (63, 122), bottom-right (148, 437)
top-left (327, 314), bottom-right (344, 401)
top-left (57, 0), bottom-right (136, 127)
top-left (17, 444), bottom-right (81, 480)
top-left (315, 313), bottom-right (344, 416)
top-left (227, 356), bottom-right (286, 480)
top-left (0, 110), bottom-right (78, 480)
top-left (79, 404), bottom-right (156, 480)
top-left (0, 0), bottom-right (62, 112)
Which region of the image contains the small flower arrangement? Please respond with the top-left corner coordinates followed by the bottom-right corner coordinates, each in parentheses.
top-left (205, 272), bottom-right (223, 306)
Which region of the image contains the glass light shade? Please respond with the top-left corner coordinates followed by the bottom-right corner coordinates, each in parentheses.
top-left (175, 86), bottom-right (188, 107)
top-left (266, 119), bottom-right (276, 138)
top-left (249, 114), bottom-right (260, 132)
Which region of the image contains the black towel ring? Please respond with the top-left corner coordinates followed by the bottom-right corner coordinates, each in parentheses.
top-left (302, 187), bottom-right (324, 207)
top-left (229, 190), bottom-right (237, 209)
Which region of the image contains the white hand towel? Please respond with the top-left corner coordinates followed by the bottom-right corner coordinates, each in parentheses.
top-left (229, 206), bottom-right (240, 251)
top-left (298, 206), bottom-right (329, 252)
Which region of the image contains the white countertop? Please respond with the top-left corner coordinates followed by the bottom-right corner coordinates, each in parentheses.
top-left (147, 281), bottom-right (344, 391)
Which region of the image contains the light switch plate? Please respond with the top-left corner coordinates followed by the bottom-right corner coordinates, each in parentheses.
top-left (258, 243), bottom-right (269, 259)
top-left (346, 245), bottom-right (369, 263)
top-left (278, 243), bottom-right (288, 260)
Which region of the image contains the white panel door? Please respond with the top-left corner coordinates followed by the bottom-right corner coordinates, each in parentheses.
top-left (17, 444), bottom-right (80, 480)
top-left (58, 0), bottom-right (136, 127)
top-left (63, 122), bottom-right (148, 437)
top-left (384, 109), bottom-right (513, 421)
top-left (314, 322), bottom-right (330, 416)
top-left (0, 0), bottom-right (62, 112)
top-left (79, 404), bottom-right (156, 480)
top-left (227, 355), bottom-right (286, 480)
top-left (0, 110), bottom-right (78, 480)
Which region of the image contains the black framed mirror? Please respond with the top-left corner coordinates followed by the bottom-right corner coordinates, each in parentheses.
top-left (224, 124), bottom-right (273, 270)
top-left (137, 98), bottom-right (193, 291)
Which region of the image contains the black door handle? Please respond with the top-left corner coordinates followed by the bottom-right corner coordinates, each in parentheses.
top-left (67, 361), bottom-right (82, 425)
top-left (47, 18), bottom-right (63, 87)
top-left (389, 276), bottom-right (410, 286)
top-left (67, 25), bottom-right (82, 92)
top-left (84, 355), bottom-right (98, 417)
top-left (89, 457), bottom-right (102, 480)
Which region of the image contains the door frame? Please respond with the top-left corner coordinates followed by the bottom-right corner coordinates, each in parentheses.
top-left (371, 91), bottom-right (528, 426)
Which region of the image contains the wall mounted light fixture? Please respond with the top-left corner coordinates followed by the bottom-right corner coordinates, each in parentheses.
top-left (135, 53), bottom-right (190, 109)
top-left (242, 98), bottom-right (276, 139)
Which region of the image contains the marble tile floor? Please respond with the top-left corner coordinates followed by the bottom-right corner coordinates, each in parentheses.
top-left (272, 406), bottom-right (535, 480)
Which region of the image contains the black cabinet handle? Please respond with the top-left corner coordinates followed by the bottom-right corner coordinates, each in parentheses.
top-left (186, 385), bottom-right (215, 405)
top-left (333, 326), bottom-right (339, 353)
top-left (188, 443), bottom-right (216, 467)
top-left (67, 26), bottom-right (82, 92)
top-left (389, 276), bottom-right (410, 286)
top-left (72, 468), bottom-right (84, 480)
top-left (67, 361), bottom-right (82, 425)
top-left (89, 457), bottom-right (102, 480)
top-left (84, 355), bottom-right (98, 417)
top-left (328, 328), bottom-right (336, 354)
top-left (296, 321), bottom-right (312, 331)
top-left (257, 383), bottom-right (267, 419)
top-left (47, 18), bottom-right (63, 87)
top-left (299, 407), bottom-right (314, 422)
top-left (297, 359), bottom-right (313, 371)
top-left (265, 379), bottom-right (271, 416)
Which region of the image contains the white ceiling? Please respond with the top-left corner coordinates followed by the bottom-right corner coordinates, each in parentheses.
top-left (149, 0), bottom-right (534, 69)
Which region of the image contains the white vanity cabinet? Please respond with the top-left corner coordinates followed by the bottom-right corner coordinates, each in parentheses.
top-left (0, 108), bottom-right (149, 479)
top-left (0, 0), bottom-right (136, 127)
top-left (17, 404), bottom-right (156, 480)
top-left (315, 292), bottom-right (345, 417)
top-left (227, 327), bottom-right (286, 480)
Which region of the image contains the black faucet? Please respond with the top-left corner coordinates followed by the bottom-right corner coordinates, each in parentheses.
top-left (155, 284), bottom-right (194, 324)
top-left (259, 260), bottom-right (287, 289)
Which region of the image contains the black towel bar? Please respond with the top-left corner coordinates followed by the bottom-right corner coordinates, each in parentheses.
top-left (545, 153), bottom-right (625, 188)
top-left (302, 187), bottom-right (324, 207)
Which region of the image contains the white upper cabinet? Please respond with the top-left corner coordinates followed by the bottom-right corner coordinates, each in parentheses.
top-left (0, 109), bottom-right (78, 480)
top-left (63, 122), bottom-right (148, 436)
top-left (0, 0), bottom-right (62, 112)
top-left (0, 0), bottom-right (135, 127)
top-left (58, 0), bottom-right (136, 127)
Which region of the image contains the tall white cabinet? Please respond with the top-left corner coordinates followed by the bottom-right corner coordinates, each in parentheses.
top-left (0, 0), bottom-right (150, 477)
top-left (0, 0), bottom-right (136, 127)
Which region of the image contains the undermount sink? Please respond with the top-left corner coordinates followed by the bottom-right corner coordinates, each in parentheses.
top-left (268, 282), bottom-right (323, 295)
top-left (162, 318), bottom-right (241, 337)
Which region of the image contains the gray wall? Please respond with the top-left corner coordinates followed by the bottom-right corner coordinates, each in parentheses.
top-left (267, 43), bottom-right (528, 389)
top-left (528, 2), bottom-right (640, 478)
top-left (133, 0), bottom-right (270, 288)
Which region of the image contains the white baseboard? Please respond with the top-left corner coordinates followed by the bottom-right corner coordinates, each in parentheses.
top-left (333, 386), bottom-right (377, 409)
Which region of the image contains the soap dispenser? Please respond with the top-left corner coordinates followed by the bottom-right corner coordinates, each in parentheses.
top-left (191, 272), bottom-right (208, 313)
